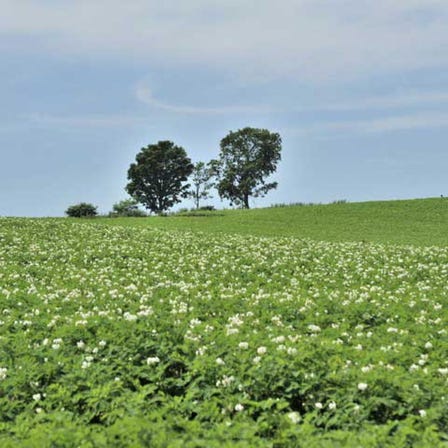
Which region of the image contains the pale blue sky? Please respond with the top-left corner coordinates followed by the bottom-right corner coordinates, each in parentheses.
top-left (1, 0), bottom-right (448, 216)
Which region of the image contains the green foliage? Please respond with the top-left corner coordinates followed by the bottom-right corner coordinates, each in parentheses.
top-left (126, 141), bottom-right (194, 214)
top-left (1, 218), bottom-right (448, 446)
top-left (109, 199), bottom-right (146, 218)
top-left (212, 127), bottom-right (282, 208)
top-left (65, 202), bottom-right (98, 218)
top-left (188, 162), bottom-right (215, 209)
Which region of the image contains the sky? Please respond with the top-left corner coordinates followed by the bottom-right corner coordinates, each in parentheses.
top-left (1, 0), bottom-right (448, 216)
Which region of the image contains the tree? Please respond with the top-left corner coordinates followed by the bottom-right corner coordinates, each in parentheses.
top-left (65, 202), bottom-right (98, 218)
top-left (109, 198), bottom-right (147, 217)
top-left (212, 127), bottom-right (282, 208)
top-left (126, 141), bottom-right (194, 214)
top-left (188, 161), bottom-right (215, 209)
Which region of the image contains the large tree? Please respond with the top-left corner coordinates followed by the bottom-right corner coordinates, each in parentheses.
top-left (126, 141), bottom-right (194, 214)
top-left (212, 127), bottom-right (282, 208)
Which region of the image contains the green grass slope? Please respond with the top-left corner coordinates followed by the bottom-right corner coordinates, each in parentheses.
top-left (94, 198), bottom-right (448, 247)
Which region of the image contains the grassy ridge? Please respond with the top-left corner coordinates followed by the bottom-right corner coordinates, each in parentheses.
top-left (93, 198), bottom-right (448, 247)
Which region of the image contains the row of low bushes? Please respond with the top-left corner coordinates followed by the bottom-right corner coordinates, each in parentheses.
top-left (65, 200), bottom-right (145, 218)
top-left (65, 201), bottom-right (215, 218)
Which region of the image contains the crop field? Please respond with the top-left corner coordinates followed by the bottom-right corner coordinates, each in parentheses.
top-left (1, 218), bottom-right (448, 446)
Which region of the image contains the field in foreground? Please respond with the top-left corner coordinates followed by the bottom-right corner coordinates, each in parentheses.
top-left (93, 197), bottom-right (448, 247)
top-left (0, 219), bottom-right (447, 447)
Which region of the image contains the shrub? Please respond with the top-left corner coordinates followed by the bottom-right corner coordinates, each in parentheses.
top-left (65, 202), bottom-right (98, 218)
top-left (109, 199), bottom-right (147, 217)
top-left (332, 199), bottom-right (348, 205)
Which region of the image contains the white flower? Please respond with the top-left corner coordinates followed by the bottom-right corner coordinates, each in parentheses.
top-left (272, 335), bottom-right (285, 343)
top-left (189, 318), bottom-right (202, 328)
top-left (77, 340), bottom-right (85, 349)
top-left (308, 324), bottom-right (321, 333)
top-left (238, 342), bottom-right (249, 350)
top-left (146, 356), bottom-right (160, 365)
top-left (124, 312), bottom-right (137, 322)
top-left (195, 346), bottom-right (207, 356)
top-left (0, 368), bottom-right (7, 380)
top-left (99, 340), bottom-right (107, 347)
top-left (287, 412), bottom-right (301, 424)
top-left (234, 403), bottom-right (244, 412)
top-left (32, 393), bottom-right (41, 401)
top-left (425, 342), bottom-right (433, 349)
top-left (358, 383), bottom-right (368, 391)
top-left (253, 356), bottom-right (262, 364)
top-left (81, 360), bottom-right (91, 369)
top-left (216, 357), bottom-right (225, 366)
top-left (257, 346), bottom-right (267, 355)
top-left (216, 375), bottom-right (235, 387)
top-left (52, 338), bottom-right (62, 350)
top-left (315, 402), bottom-right (323, 409)
top-left (328, 401), bottom-right (337, 410)
top-left (419, 409), bottom-right (427, 418)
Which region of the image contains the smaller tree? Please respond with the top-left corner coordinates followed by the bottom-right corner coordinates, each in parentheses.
top-left (188, 161), bottom-right (215, 209)
top-left (109, 198), bottom-right (146, 217)
top-left (65, 202), bottom-right (98, 218)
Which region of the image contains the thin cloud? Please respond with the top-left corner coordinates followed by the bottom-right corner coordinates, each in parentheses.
top-left (135, 86), bottom-right (273, 115)
top-left (295, 112), bottom-right (448, 135)
top-left (318, 91), bottom-right (448, 112)
top-left (28, 113), bottom-right (152, 128)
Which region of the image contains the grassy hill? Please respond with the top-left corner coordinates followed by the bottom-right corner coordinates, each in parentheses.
top-left (94, 197), bottom-right (448, 246)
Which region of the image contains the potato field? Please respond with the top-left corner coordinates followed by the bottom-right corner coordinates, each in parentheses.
top-left (0, 219), bottom-right (447, 446)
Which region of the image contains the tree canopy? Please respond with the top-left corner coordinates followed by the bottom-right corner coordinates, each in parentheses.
top-left (126, 141), bottom-right (194, 214)
top-left (212, 127), bottom-right (282, 208)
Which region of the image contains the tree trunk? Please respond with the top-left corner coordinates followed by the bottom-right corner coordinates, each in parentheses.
top-left (195, 184), bottom-right (200, 209)
top-left (243, 194), bottom-right (250, 209)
